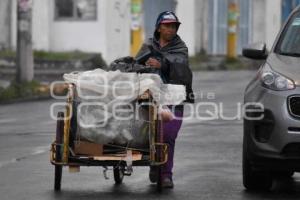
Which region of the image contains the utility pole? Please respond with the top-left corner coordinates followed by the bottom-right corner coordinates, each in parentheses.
top-left (227, 0), bottom-right (239, 59)
top-left (16, 0), bottom-right (34, 83)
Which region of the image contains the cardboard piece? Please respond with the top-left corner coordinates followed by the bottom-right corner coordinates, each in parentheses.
top-left (93, 153), bottom-right (142, 161)
top-left (74, 141), bottom-right (103, 156)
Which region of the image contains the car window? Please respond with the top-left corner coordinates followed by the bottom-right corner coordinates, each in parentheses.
top-left (277, 12), bottom-right (300, 56)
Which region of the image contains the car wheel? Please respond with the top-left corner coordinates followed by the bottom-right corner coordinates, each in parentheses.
top-left (242, 120), bottom-right (273, 191)
top-left (273, 171), bottom-right (294, 177)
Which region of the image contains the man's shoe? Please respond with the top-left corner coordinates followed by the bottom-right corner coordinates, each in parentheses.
top-left (149, 166), bottom-right (158, 183)
top-left (162, 177), bottom-right (174, 189)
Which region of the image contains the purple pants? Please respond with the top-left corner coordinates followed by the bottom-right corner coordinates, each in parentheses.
top-left (162, 109), bottom-right (184, 179)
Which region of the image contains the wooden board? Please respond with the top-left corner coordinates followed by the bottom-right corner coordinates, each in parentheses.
top-left (93, 153), bottom-right (142, 161)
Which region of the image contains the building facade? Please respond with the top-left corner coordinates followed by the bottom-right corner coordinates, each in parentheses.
top-left (1, 0), bottom-right (131, 63)
top-left (176, 0), bottom-right (284, 56)
top-left (1, 0), bottom-right (300, 61)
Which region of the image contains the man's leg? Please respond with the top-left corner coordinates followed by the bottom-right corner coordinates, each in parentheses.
top-left (161, 110), bottom-right (184, 179)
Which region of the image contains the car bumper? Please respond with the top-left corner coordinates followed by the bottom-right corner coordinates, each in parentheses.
top-left (244, 82), bottom-right (300, 170)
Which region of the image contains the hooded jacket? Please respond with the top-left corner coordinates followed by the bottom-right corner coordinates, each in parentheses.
top-left (135, 34), bottom-right (195, 103)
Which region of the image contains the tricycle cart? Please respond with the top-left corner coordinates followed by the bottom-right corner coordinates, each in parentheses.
top-left (50, 84), bottom-right (168, 191)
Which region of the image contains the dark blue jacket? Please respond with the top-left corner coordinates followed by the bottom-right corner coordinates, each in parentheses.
top-left (135, 35), bottom-right (194, 103)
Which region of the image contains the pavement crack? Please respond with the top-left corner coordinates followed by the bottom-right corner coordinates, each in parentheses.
top-left (0, 146), bottom-right (49, 168)
top-left (0, 131), bottom-right (54, 136)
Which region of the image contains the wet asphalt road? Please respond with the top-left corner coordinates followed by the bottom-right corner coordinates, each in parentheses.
top-left (2, 70), bottom-right (300, 200)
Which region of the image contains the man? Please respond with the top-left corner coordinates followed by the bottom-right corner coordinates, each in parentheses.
top-left (135, 11), bottom-right (194, 188)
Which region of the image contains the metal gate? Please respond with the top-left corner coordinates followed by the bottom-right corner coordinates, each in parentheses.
top-left (143, 0), bottom-right (177, 39)
top-left (238, 0), bottom-right (251, 53)
top-left (208, 0), bottom-right (251, 55)
top-left (208, 0), bottom-right (228, 55)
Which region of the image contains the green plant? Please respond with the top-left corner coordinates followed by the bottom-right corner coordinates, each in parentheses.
top-left (189, 51), bottom-right (210, 64)
top-left (34, 50), bottom-right (91, 61)
top-left (0, 80), bottom-right (49, 102)
top-left (0, 50), bottom-right (106, 64)
top-left (0, 50), bottom-right (16, 59)
top-left (220, 57), bottom-right (246, 70)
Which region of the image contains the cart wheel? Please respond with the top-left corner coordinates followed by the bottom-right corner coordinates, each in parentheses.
top-left (54, 112), bottom-right (64, 191)
top-left (54, 166), bottom-right (62, 191)
top-left (113, 166), bottom-right (124, 184)
top-left (156, 166), bottom-right (163, 191)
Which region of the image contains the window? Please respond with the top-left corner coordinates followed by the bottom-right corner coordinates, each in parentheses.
top-left (277, 12), bottom-right (300, 56)
top-left (55, 0), bottom-right (97, 20)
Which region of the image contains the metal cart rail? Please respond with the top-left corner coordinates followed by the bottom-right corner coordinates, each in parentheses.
top-left (50, 84), bottom-right (168, 191)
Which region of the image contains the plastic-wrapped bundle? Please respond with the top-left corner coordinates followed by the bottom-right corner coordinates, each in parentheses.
top-left (76, 100), bottom-right (150, 148)
top-left (63, 69), bottom-right (185, 147)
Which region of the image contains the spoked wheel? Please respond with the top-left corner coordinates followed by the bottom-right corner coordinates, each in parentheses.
top-left (113, 166), bottom-right (125, 184)
top-left (54, 112), bottom-right (64, 191)
top-left (242, 120), bottom-right (272, 191)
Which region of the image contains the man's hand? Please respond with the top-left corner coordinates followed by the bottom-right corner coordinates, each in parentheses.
top-left (145, 58), bottom-right (161, 69)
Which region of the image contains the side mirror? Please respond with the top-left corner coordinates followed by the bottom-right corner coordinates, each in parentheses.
top-left (242, 43), bottom-right (268, 60)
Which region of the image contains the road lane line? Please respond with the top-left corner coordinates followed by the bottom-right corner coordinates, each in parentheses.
top-left (0, 118), bottom-right (17, 124)
top-left (0, 145), bottom-right (49, 168)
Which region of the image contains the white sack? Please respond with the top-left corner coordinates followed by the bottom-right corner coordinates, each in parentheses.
top-left (63, 69), bottom-right (186, 146)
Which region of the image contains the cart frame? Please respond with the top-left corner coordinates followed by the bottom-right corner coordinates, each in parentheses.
top-left (50, 84), bottom-right (168, 191)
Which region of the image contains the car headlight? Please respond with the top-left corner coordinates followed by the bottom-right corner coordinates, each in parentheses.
top-left (260, 63), bottom-right (295, 90)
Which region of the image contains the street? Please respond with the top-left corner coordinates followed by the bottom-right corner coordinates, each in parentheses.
top-left (1, 70), bottom-right (300, 200)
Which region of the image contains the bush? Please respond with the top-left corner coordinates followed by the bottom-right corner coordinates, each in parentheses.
top-left (0, 80), bottom-right (49, 102)
top-left (0, 50), bottom-right (15, 59)
top-left (189, 51), bottom-right (210, 64)
top-left (89, 53), bottom-right (107, 69)
top-left (0, 50), bottom-right (107, 66)
top-left (219, 57), bottom-right (246, 70)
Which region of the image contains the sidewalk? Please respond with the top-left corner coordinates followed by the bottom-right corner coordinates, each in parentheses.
top-left (189, 55), bottom-right (264, 71)
top-left (0, 55), bottom-right (263, 91)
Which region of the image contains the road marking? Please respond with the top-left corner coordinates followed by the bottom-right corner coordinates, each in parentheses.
top-left (0, 129), bottom-right (55, 136)
top-left (0, 118), bottom-right (17, 124)
top-left (288, 131), bottom-right (300, 135)
top-left (0, 146), bottom-right (49, 168)
top-left (184, 119), bottom-right (242, 126)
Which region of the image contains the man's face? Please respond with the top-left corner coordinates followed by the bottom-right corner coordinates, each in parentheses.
top-left (158, 23), bottom-right (177, 41)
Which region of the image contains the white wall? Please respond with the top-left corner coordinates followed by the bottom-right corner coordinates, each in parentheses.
top-left (265, 0), bottom-right (282, 50)
top-left (49, 1), bottom-right (105, 54)
top-left (105, 0), bottom-right (131, 63)
top-left (49, 0), bottom-right (131, 63)
top-left (195, 0), bottom-right (209, 53)
top-left (251, 0), bottom-right (266, 44)
top-left (176, 0), bottom-right (196, 56)
top-left (251, 0), bottom-right (282, 50)
top-left (32, 0), bottom-right (50, 51)
top-left (11, 0), bottom-right (131, 64)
